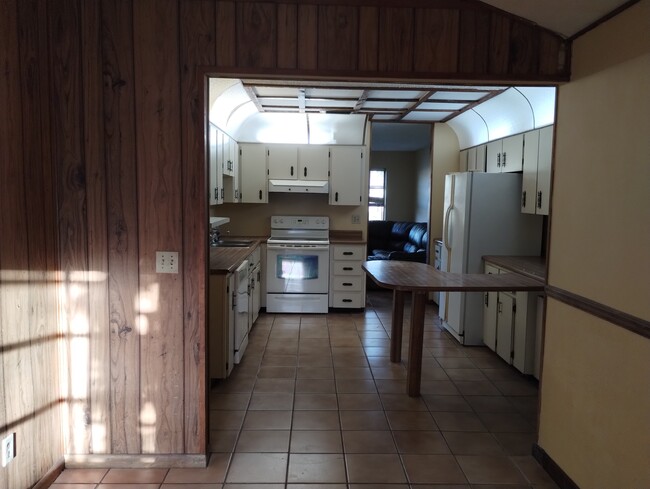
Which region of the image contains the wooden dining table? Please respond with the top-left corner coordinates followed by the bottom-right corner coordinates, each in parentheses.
top-left (362, 260), bottom-right (545, 396)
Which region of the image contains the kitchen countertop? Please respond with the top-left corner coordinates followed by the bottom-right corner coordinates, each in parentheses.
top-left (209, 239), bottom-right (263, 274)
top-left (329, 230), bottom-right (365, 244)
top-left (482, 255), bottom-right (546, 281)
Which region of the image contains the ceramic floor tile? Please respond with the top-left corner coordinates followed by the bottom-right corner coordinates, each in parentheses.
top-left (335, 378), bottom-right (377, 393)
top-left (297, 367), bottom-right (334, 379)
top-left (392, 430), bottom-right (450, 454)
top-left (210, 393), bottom-right (251, 410)
top-left (418, 380), bottom-right (460, 396)
top-left (49, 485), bottom-right (97, 489)
top-left (453, 381), bottom-right (501, 396)
top-left (296, 378), bottom-right (336, 393)
top-left (290, 430), bottom-right (343, 453)
top-left (379, 393), bottom-right (428, 411)
top-left (253, 378), bottom-right (295, 393)
top-left (261, 354), bottom-right (298, 366)
top-left (345, 454), bottom-right (407, 483)
top-left (235, 430), bottom-right (290, 452)
top-left (97, 484), bottom-right (160, 488)
top-left (477, 411), bottom-right (536, 433)
top-left (287, 454), bottom-right (346, 483)
top-left (209, 430), bottom-right (238, 452)
top-left (209, 410), bottom-right (246, 430)
top-left (511, 455), bottom-right (560, 486)
top-left (294, 393), bottom-right (338, 410)
top-left (386, 410), bottom-right (438, 431)
top-left (465, 395), bottom-right (517, 413)
top-left (242, 410), bottom-right (293, 430)
top-left (422, 395), bottom-right (473, 413)
top-left (164, 453), bottom-right (230, 484)
top-left (54, 469), bottom-right (108, 484)
top-left (401, 454), bottom-right (467, 484)
top-left (103, 468), bottom-right (168, 483)
top-left (492, 432), bottom-right (537, 455)
top-left (225, 453), bottom-right (288, 483)
top-left (442, 432), bottom-right (504, 455)
top-left (333, 367), bottom-right (373, 379)
top-left (248, 392), bottom-right (294, 410)
top-left (338, 393), bottom-right (383, 410)
top-left (292, 410), bottom-right (341, 430)
top-left (342, 430), bottom-right (397, 453)
top-left (339, 410), bottom-right (389, 430)
top-left (455, 455), bottom-right (528, 484)
top-left (431, 412), bottom-right (487, 432)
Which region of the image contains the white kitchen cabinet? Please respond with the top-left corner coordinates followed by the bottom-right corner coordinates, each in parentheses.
top-left (223, 134), bottom-right (239, 203)
top-left (474, 144), bottom-right (486, 172)
top-left (329, 146), bottom-right (364, 206)
top-left (209, 272), bottom-right (235, 379)
top-left (329, 244), bottom-right (366, 308)
top-left (239, 143), bottom-right (268, 203)
top-left (522, 126), bottom-right (553, 215)
top-left (268, 144), bottom-right (298, 179)
top-left (247, 247), bottom-right (261, 326)
top-left (461, 145), bottom-right (486, 172)
top-left (486, 134), bottom-right (523, 173)
top-left (222, 133), bottom-right (236, 176)
top-left (459, 149), bottom-right (469, 172)
top-left (298, 145), bottom-right (329, 180)
top-left (208, 123), bottom-right (223, 205)
top-left (482, 263), bottom-right (540, 375)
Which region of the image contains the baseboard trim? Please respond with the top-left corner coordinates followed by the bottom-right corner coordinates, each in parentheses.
top-left (532, 443), bottom-right (580, 489)
top-left (33, 457), bottom-right (65, 489)
top-left (64, 453), bottom-right (207, 469)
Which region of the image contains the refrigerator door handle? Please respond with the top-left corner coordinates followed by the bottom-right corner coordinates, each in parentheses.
top-left (443, 205), bottom-right (453, 253)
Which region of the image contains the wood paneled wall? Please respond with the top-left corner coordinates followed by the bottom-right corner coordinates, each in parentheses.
top-left (0, 0), bottom-right (568, 485)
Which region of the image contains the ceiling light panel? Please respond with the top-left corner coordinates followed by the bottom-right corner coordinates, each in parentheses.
top-left (367, 90), bottom-right (424, 99)
top-left (402, 112), bottom-right (452, 121)
top-left (257, 97), bottom-right (299, 107)
top-left (429, 91), bottom-right (491, 101)
top-left (305, 99), bottom-right (357, 108)
top-left (308, 88), bottom-right (364, 98)
top-left (418, 102), bottom-right (468, 111)
top-left (254, 87), bottom-right (298, 97)
top-left (363, 101), bottom-right (413, 110)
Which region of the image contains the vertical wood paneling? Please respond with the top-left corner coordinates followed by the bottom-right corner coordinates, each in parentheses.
top-left (358, 6), bottom-right (379, 72)
top-left (378, 7), bottom-right (414, 72)
top-left (539, 31), bottom-right (566, 76)
top-left (215, 1), bottom-right (236, 67)
top-left (318, 5), bottom-right (358, 71)
top-left (179, 0), bottom-right (215, 454)
top-left (277, 3), bottom-right (297, 69)
top-left (133, 0), bottom-right (184, 454)
top-left (489, 12), bottom-right (511, 75)
top-left (509, 21), bottom-right (538, 75)
top-left (237, 2), bottom-right (277, 69)
top-left (17, 0), bottom-right (62, 477)
top-left (48, 0), bottom-right (92, 455)
top-left (414, 8), bottom-right (459, 73)
top-left (1, 0), bottom-right (36, 485)
top-left (458, 8), bottom-right (489, 74)
top-left (101, 0), bottom-right (141, 454)
top-left (80, 0), bottom-right (111, 454)
top-left (297, 4), bottom-right (318, 70)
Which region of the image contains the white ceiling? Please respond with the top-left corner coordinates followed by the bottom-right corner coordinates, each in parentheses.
top-left (479, 0), bottom-right (630, 37)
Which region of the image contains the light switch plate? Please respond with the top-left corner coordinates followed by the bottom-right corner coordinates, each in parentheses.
top-left (156, 251), bottom-right (179, 274)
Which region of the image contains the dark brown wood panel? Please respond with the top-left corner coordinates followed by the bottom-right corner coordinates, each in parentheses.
top-left (318, 5), bottom-right (359, 71)
top-left (17, 0), bottom-right (62, 477)
top-left (458, 8), bottom-right (489, 74)
top-left (48, 0), bottom-right (93, 455)
top-left (539, 31), bottom-right (566, 76)
top-left (81, 0), bottom-right (111, 454)
top-left (488, 12), bottom-right (511, 75)
top-left (413, 8), bottom-right (459, 73)
top-left (378, 7), bottom-right (414, 72)
top-left (101, 0), bottom-right (141, 454)
top-left (179, 0), bottom-right (215, 455)
top-left (133, 0), bottom-right (184, 454)
top-left (358, 6), bottom-right (379, 72)
top-left (277, 4), bottom-right (298, 69)
top-left (297, 4), bottom-right (318, 70)
top-left (237, 2), bottom-right (277, 69)
top-left (509, 20), bottom-right (538, 76)
top-left (215, 1), bottom-right (236, 68)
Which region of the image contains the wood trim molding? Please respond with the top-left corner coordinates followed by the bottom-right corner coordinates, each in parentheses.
top-left (568, 0), bottom-right (641, 41)
top-left (532, 444), bottom-right (580, 489)
top-left (64, 454), bottom-right (207, 469)
top-left (32, 457), bottom-right (65, 489)
top-left (545, 285), bottom-right (650, 339)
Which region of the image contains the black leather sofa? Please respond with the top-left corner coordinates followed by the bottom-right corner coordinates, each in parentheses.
top-left (367, 220), bottom-right (428, 263)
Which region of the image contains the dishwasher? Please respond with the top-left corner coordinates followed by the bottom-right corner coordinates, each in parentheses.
top-left (233, 259), bottom-right (249, 364)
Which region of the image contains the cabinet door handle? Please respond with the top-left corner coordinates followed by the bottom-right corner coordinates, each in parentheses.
top-left (484, 293), bottom-right (489, 307)
top-left (221, 188), bottom-right (224, 199)
top-left (335, 192), bottom-right (339, 202)
top-left (343, 251), bottom-right (353, 255)
top-left (304, 167), bottom-right (307, 177)
top-left (342, 299), bottom-right (352, 303)
top-left (502, 152), bottom-right (506, 167)
top-left (497, 153), bottom-right (501, 167)
top-left (521, 191), bottom-right (526, 208)
top-left (537, 191), bottom-right (543, 209)
top-left (214, 188), bottom-right (218, 200)
top-left (290, 166), bottom-right (294, 176)
top-left (259, 190), bottom-right (263, 200)
top-left (343, 267), bottom-right (353, 271)
top-left (498, 301), bottom-right (503, 313)
top-left (343, 282), bottom-right (353, 286)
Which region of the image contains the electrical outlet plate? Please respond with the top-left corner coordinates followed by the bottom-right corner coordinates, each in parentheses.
top-left (1, 433), bottom-right (15, 467)
top-left (156, 251), bottom-right (179, 274)
top-left (351, 214), bottom-right (360, 224)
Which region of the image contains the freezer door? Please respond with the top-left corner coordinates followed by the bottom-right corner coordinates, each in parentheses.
top-left (440, 173), bottom-right (469, 341)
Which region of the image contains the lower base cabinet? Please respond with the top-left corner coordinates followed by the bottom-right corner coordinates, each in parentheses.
top-left (329, 244), bottom-right (366, 308)
top-left (209, 273), bottom-right (235, 379)
top-left (483, 263), bottom-right (542, 377)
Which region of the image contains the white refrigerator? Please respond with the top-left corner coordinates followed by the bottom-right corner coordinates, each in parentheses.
top-left (440, 172), bottom-right (543, 345)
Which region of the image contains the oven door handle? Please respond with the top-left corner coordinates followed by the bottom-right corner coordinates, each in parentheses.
top-left (267, 244), bottom-right (330, 252)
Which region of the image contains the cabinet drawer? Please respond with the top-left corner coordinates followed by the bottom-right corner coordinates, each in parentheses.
top-left (331, 275), bottom-right (364, 291)
top-left (331, 291), bottom-right (364, 308)
top-left (333, 261), bottom-right (363, 275)
top-left (332, 245), bottom-right (365, 261)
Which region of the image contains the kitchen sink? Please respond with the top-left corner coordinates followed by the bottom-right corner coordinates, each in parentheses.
top-left (213, 240), bottom-right (254, 247)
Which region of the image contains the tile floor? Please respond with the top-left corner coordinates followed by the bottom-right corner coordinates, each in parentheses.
top-left (51, 290), bottom-right (557, 488)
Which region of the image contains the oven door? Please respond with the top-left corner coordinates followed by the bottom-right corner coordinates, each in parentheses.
top-left (266, 243), bottom-right (330, 294)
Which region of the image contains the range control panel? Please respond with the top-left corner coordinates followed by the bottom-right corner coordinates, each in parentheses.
top-left (271, 215), bottom-right (329, 230)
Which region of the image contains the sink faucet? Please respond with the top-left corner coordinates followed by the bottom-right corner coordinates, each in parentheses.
top-left (209, 226), bottom-right (221, 247)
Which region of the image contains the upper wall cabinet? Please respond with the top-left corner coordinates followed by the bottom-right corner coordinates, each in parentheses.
top-left (209, 124), bottom-right (224, 205)
top-left (298, 146), bottom-right (329, 180)
top-left (268, 145), bottom-right (298, 179)
top-left (486, 134), bottom-right (524, 173)
top-left (330, 146), bottom-right (364, 206)
top-left (522, 126), bottom-right (553, 215)
top-left (239, 144), bottom-right (268, 203)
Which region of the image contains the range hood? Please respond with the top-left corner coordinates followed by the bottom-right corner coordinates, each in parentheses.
top-left (268, 179), bottom-right (329, 194)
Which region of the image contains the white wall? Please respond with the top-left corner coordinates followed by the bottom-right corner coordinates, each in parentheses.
top-left (429, 123), bottom-right (460, 240)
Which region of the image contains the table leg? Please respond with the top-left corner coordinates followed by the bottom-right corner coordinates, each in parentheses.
top-left (390, 290), bottom-right (405, 363)
top-left (407, 291), bottom-right (427, 397)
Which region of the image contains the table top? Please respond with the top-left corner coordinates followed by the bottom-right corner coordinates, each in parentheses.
top-left (362, 260), bottom-right (544, 292)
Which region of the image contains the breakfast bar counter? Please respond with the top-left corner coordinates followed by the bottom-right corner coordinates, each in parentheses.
top-left (362, 260), bottom-right (544, 396)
